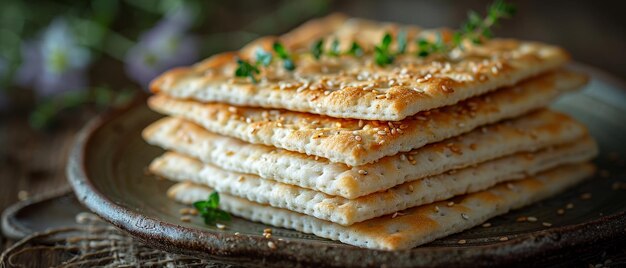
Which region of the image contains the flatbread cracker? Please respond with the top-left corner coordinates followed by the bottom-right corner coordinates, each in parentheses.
top-left (148, 70), bottom-right (588, 166)
top-left (144, 109), bottom-right (588, 198)
top-left (151, 15), bottom-right (571, 121)
top-left (152, 137), bottom-right (597, 225)
top-left (168, 163), bottom-right (595, 250)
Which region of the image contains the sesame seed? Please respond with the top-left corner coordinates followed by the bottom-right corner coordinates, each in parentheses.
top-left (234, 232), bottom-right (240, 236)
top-left (457, 123), bottom-right (466, 127)
top-left (434, 206), bottom-right (440, 212)
top-left (228, 106), bottom-right (237, 113)
top-left (392, 212), bottom-right (405, 218)
top-left (580, 193), bottom-right (592, 200)
top-left (566, 203), bottom-right (574, 209)
top-left (408, 185), bottom-right (414, 192)
top-left (216, 223), bottom-right (226, 229)
top-left (358, 170), bottom-right (368, 175)
top-left (180, 216), bottom-right (191, 222)
top-left (377, 130), bottom-right (387, 135)
top-left (482, 223), bottom-right (492, 228)
top-left (527, 216), bottom-right (537, 222)
top-left (447, 201), bottom-right (455, 207)
top-left (516, 217), bottom-right (527, 222)
top-left (499, 236), bottom-right (509, 241)
top-left (400, 154), bottom-right (407, 161)
top-left (267, 241), bottom-right (277, 250)
top-left (542, 222), bottom-right (553, 227)
top-left (264, 228), bottom-right (272, 233)
top-left (557, 208), bottom-right (565, 215)
top-left (457, 239), bottom-right (467, 244)
top-left (355, 135), bottom-right (362, 141)
top-left (461, 213), bottom-right (469, 220)
top-left (506, 183), bottom-right (516, 190)
top-left (264, 233), bottom-right (272, 239)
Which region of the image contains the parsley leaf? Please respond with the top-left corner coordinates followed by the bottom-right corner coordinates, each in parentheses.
top-left (255, 48), bottom-right (273, 67)
top-left (273, 42), bottom-right (296, 71)
top-left (311, 39), bottom-right (324, 59)
top-left (234, 58), bottom-right (260, 83)
top-left (193, 192), bottom-right (231, 225)
top-left (347, 41), bottom-right (363, 57)
top-left (397, 30), bottom-right (408, 54)
top-left (328, 38), bottom-right (341, 57)
top-left (374, 33), bottom-right (395, 66)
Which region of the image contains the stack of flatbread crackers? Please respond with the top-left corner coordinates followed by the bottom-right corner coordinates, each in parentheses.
top-left (142, 14), bottom-right (598, 250)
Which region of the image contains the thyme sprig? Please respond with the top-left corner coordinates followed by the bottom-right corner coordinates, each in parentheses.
top-left (193, 192), bottom-right (231, 225)
top-left (273, 42), bottom-right (295, 71)
top-left (418, 0), bottom-right (515, 57)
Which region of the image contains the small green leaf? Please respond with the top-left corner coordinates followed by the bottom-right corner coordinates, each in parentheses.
top-left (329, 38), bottom-right (340, 57)
top-left (397, 30), bottom-right (407, 54)
top-left (208, 192), bottom-right (220, 208)
top-left (234, 58), bottom-right (260, 83)
top-left (381, 33), bottom-right (392, 50)
top-left (255, 48), bottom-right (272, 67)
top-left (347, 41), bottom-right (363, 57)
top-left (273, 41), bottom-right (296, 71)
top-left (311, 39), bottom-right (324, 59)
top-left (194, 192), bottom-right (231, 225)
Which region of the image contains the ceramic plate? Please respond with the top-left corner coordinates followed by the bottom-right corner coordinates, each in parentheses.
top-left (67, 64), bottom-right (626, 267)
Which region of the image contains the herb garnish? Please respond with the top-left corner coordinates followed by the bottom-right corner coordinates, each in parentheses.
top-left (193, 192), bottom-right (231, 225)
top-left (329, 38), bottom-right (341, 57)
top-left (234, 58), bottom-right (260, 83)
top-left (374, 33), bottom-right (395, 66)
top-left (255, 48), bottom-right (273, 67)
top-left (273, 42), bottom-right (296, 71)
top-left (396, 30), bottom-right (408, 54)
top-left (347, 41), bottom-right (363, 57)
top-left (311, 39), bottom-right (324, 59)
top-left (418, 0), bottom-right (515, 57)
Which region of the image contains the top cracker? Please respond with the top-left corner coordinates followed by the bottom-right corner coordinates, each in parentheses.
top-left (150, 14), bottom-right (570, 121)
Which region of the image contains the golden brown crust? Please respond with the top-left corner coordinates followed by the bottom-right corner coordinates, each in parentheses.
top-left (148, 70), bottom-right (588, 165)
top-left (150, 14), bottom-right (572, 120)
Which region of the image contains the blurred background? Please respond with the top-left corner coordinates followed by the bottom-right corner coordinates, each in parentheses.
top-left (0, 0), bottom-right (623, 227)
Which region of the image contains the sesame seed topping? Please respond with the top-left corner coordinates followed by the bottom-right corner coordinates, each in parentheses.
top-left (447, 201), bottom-right (455, 207)
top-left (358, 169), bottom-right (368, 175)
top-left (434, 206), bottom-right (440, 212)
top-left (354, 135), bottom-right (362, 141)
top-left (267, 241), bottom-right (277, 250)
top-left (457, 239), bottom-right (467, 244)
top-left (180, 216), bottom-right (191, 222)
top-left (499, 236), bottom-right (509, 241)
top-left (557, 208), bottom-right (565, 215)
top-left (527, 216), bottom-right (537, 222)
top-left (216, 223), bottom-right (226, 229)
top-left (566, 203), bottom-right (574, 209)
top-left (542, 222), bottom-right (553, 227)
top-left (461, 213), bottom-right (469, 220)
top-left (482, 223), bottom-right (492, 228)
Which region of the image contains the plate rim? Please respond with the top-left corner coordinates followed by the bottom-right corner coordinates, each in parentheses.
top-left (67, 63), bottom-right (626, 267)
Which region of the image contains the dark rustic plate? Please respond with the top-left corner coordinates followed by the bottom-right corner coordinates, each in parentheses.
top-left (67, 64), bottom-right (626, 267)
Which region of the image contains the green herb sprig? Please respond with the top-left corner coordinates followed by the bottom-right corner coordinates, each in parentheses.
top-left (193, 192), bottom-right (231, 225)
top-left (273, 42), bottom-right (296, 71)
top-left (417, 0), bottom-right (515, 57)
top-left (374, 33), bottom-right (395, 66)
top-left (310, 38), bottom-right (364, 58)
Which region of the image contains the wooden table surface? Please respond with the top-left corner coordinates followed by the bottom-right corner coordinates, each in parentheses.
top-left (0, 114), bottom-right (83, 251)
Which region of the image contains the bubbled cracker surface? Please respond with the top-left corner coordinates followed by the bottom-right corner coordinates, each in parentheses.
top-left (153, 136), bottom-right (596, 225)
top-left (148, 70), bottom-right (588, 166)
top-left (168, 163), bottom-right (595, 250)
top-left (143, 109), bottom-right (588, 198)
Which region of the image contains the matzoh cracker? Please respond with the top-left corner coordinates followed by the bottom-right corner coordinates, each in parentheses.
top-left (148, 70), bottom-right (588, 166)
top-left (143, 109), bottom-right (588, 198)
top-left (152, 136), bottom-right (596, 225)
top-left (151, 15), bottom-right (571, 121)
top-left (168, 163), bottom-right (595, 250)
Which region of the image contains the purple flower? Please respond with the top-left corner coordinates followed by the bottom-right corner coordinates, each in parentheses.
top-left (16, 19), bottom-right (90, 98)
top-left (125, 6), bottom-right (199, 89)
